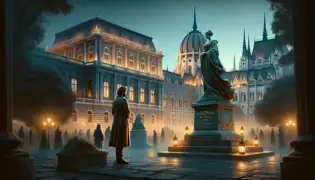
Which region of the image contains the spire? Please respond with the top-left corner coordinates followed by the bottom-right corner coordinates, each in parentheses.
top-left (263, 12), bottom-right (268, 41)
top-left (247, 34), bottom-right (251, 56)
top-left (242, 29), bottom-right (247, 56)
top-left (233, 55), bottom-right (236, 71)
top-left (193, 7), bottom-right (197, 31)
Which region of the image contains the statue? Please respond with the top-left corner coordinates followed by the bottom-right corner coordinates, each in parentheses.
top-left (199, 30), bottom-right (234, 103)
top-left (132, 114), bottom-right (145, 130)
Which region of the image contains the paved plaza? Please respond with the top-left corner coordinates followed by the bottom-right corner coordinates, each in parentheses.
top-left (26, 146), bottom-right (289, 180)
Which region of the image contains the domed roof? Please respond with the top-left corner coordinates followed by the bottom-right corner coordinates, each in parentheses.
top-left (180, 8), bottom-right (206, 53)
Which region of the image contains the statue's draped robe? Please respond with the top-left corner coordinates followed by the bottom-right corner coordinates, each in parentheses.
top-left (109, 96), bottom-right (130, 147)
top-left (200, 40), bottom-right (234, 101)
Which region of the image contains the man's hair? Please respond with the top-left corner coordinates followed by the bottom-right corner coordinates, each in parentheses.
top-left (117, 86), bottom-right (128, 96)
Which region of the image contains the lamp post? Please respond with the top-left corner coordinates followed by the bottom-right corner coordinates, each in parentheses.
top-left (42, 117), bottom-right (55, 149)
top-left (285, 120), bottom-right (296, 142)
top-left (254, 135), bottom-right (259, 146)
top-left (240, 126), bottom-right (244, 140)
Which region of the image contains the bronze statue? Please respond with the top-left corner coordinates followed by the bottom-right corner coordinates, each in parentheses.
top-left (199, 30), bottom-right (234, 103)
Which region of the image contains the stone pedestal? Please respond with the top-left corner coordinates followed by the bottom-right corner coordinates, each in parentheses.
top-left (130, 129), bottom-right (152, 148)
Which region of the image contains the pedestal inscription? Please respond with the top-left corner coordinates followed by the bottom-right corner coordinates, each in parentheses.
top-left (194, 106), bottom-right (218, 131)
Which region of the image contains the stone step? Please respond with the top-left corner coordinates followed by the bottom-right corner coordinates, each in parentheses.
top-left (168, 146), bottom-right (263, 154)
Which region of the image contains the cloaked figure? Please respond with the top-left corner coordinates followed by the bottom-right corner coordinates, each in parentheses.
top-left (271, 128), bottom-right (276, 146)
top-left (259, 130), bottom-right (264, 143)
top-left (278, 126), bottom-right (285, 149)
top-left (29, 128), bottom-right (33, 145)
top-left (110, 86), bottom-right (130, 164)
top-left (64, 130), bottom-right (69, 144)
top-left (18, 126), bottom-right (24, 141)
top-left (161, 128), bottom-right (165, 143)
top-left (153, 130), bottom-right (157, 147)
top-left (54, 127), bottom-right (63, 150)
top-left (73, 129), bottom-right (78, 137)
top-left (93, 124), bottom-right (104, 148)
top-left (86, 129), bottom-right (91, 142)
top-left (105, 126), bottom-right (111, 145)
top-left (79, 129), bottom-right (83, 138)
top-left (40, 129), bottom-right (48, 150)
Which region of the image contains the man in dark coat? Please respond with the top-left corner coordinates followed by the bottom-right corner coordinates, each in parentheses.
top-left (93, 124), bottom-right (104, 148)
top-left (18, 126), bottom-right (24, 147)
top-left (40, 129), bottom-right (48, 150)
top-left (109, 86), bottom-right (130, 164)
top-left (64, 130), bottom-right (69, 144)
top-left (54, 127), bottom-right (63, 150)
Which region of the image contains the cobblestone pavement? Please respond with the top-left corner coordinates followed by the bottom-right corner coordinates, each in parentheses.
top-left (26, 146), bottom-right (290, 180)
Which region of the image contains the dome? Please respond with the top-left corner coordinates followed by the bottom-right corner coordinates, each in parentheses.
top-left (180, 8), bottom-right (206, 53)
top-left (180, 30), bottom-right (206, 53)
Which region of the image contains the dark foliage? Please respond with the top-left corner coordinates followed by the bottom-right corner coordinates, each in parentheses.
top-left (254, 75), bottom-right (296, 126)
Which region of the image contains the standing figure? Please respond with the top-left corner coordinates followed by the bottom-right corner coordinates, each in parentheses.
top-left (79, 129), bottom-right (83, 138)
top-left (54, 127), bottom-right (63, 150)
top-left (29, 128), bottom-right (33, 145)
top-left (251, 128), bottom-right (256, 138)
top-left (259, 129), bottom-right (264, 143)
top-left (271, 128), bottom-right (276, 146)
top-left (40, 129), bottom-right (48, 150)
top-left (93, 124), bottom-right (104, 148)
top-left (278, 126), bottom-right (285, 149)
top-left (86, 129), bottom-right (91, 142)
top-left (73, 129), bottom-right (78, 137)
top-left (64, 130), bottom-right (69, 144)
top-left (109, 86), bottom-right (130, 164)
top-left (105, 126), bottom-right (111, 145)
top-left (153, 130), bottom-right (157, 147)
top-left (161, 128), bottom-right (165, 143)
top-left (18, 126), bottom-right (24, 141)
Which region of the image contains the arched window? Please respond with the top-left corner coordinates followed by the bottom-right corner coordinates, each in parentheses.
top-left (104, 112), bottom-right (109, 123)
top-left (151, 114), bottom-right (155, 124)
top-left (116, 51), bottom-right (123, 65)
top-left (130, 113), bottom-right (134, 124)
top-left (141, 113), bottom-right (145, 123)
top-left (140, 58), bottom-right (146, 72)
top-left (129, 54), bottom-right (135, 69)
top-left (72, 108), bottom-right (78, 122)
top-left (244, 93), bottom-right (247, 101)
top-left (150, 66), bottom-right (156, 74)
top-left (71, 78), bottom-right (77, 94)
top-left (140, 88), bottom-right (145, 103)
top-left (88, 46), bottom-right (94, 61)
top-left (76, 49), bottom-right (83, 60)
top-left (88, 110), bottom-right (93, 122)
top-left (88, 80), bottom-right (93, 97)
top-left (188, 66), bottom-right (192, 74)
top-left (150, 89), bottom-right (155, 104)
top-left (129, 86), bottom-right (135, 101)
top-left (171, 96), bottom-right (176, 108)
top-left (103, 47), bottom-right (110, 62)
top-left (103, 81), bottom-right (109, 98)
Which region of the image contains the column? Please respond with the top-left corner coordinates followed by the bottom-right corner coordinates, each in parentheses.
top-left (0, 0), bottom-right (34, 178)
top-left (137, 79), bottom-right (141, 103)
top-left (148, 81), bottom-right (151, 104)
top-left (124, 48), bottom-right (128, 68)
top-left (113, 73), bottom-right (117, 98)
top-left (281, 1), bottom-right (315, 179)
top-left (126, 76), bottom-right (130, 99)
top-left (147, 55), bottom-right (151, 73)
top-left (84, 42), bottom-right (87, 62)
top-left (112, 44), bottom-right (116, 65)
top-left (158, 83), bottom-right (163, 107)
top-left (98, 39), bottom-right (102, 62)
top-left (94, 38), bottom-right (98, 61)
top-left (159, 57), bottom-right (163, 76)
top-left (94, 70), bottom-right (100, 99)
top-left (136, 52), bottom-right (140, 71)
top-left (99, 72), bottom-right (103, 100)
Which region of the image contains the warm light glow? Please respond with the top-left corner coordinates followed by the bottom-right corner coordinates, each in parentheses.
top-left (185, 126), bottom-right (190, 135)
top-left (292, 123), bottom-right (296, 127)
top-left (265, 125), bottom-right (269, 128)
top-left (269, 156), bottom-right (276, 161)
top-left (51, 122), bottom-right (55, 127)
top-left (289, 120), bottom-right (293, 124)
top-left (238, 162), bottom-right (246, 169)
top-left (173, 140), bottom-right (178, 147)
top-left (43, 122), bottom-right (47, 126)
top-left (240, 126), bottom-right (244, 134)
top-left (47, 118), bottom-right (51, 123)
top-left (286, 123), bottom-right (289, 127)
top-left (254, 140), bottom-right (259, 146)
top-left (93, 25), bottom-right (101, 34)
top-left (159, 157), bottom-right (168, 164)
top-left (239, 145), bottom-right (245, 155)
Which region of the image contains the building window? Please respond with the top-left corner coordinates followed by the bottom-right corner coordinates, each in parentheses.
top-left (72, 108), bottom-right (77, 122)
top-left (130, 113), bottom-right (134, 124)
top-left (151, 66), bottom-right (156, 74)
top-left (71, 78), bottom-right (77, 94)
top-left (234, 93), bottom-right (238, 101)
top-left (88, 110), bottom-right (93, 122)
top-left (88, 46), bottom-right (94, 61)
top-left (152, 114), bottom-right (155, 124)
top-left (140, 58), bottom-right (146, 72)
top-left (129, 54), bottom-right (134, 69)
top-left (244, 93), bottom-right (247, 101)
top-left (184, 100), bottom-right (188, 108)
top-left (141, 113), bottom-right (145, 123)
top-left (150, 89), bottom-right (155, 104)
top-left (171, 96), bottom-right (175, 108)
top-left (103, 47), bottom-right (110, 62)
top-left (88, 80), bottom-right (93, 97)
top-left (116, 51), bottom-right (123, 65)
top-left (188, 66), bottom-right (192, 74)
top-left (140, 88), bottom-right (145, 103)
top-left (67, 51), bottom-right (73, 58)
top-left (129, 86), bottom-right (135, 101)
top-left (104, 81), bottom-right (109, 98)
top-left (179, 99), bottom-right (182, 108)
top-left (104, 112), bottom-right (109, 123)
top-left (76, 49), bottom-right (83, 60)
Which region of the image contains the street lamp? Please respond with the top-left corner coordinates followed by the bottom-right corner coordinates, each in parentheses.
top-left (173, 135), bottom-right (178, 147)
top-left (239, 139), bottom-right (246, 155)
top-left (42, 117), bottom-right (55, 149)
top-left (254, 135), bottom-right (259, 146)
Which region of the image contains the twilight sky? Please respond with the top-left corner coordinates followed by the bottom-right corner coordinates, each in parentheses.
top-left (40, 0), bottom-right (274, 71)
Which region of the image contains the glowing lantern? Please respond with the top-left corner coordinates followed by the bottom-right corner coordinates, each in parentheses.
top-left (173, 135), bottom-right (178, 147)
top-left (254, 135), bottom-right (259, 146)
top-left (240, 126), bottom-right (244, 135)
top-left (47, 118), bottom-right (51, 123)
top-left (292, 123), bottom-right (296, 127)
top-left (239, 139), bottom-right (246, 155)
top-left (43, 122), bottom-right (47, 126)
top-left (51, 122), bottom-right (55, 127)
top-left (185, 126), bottom-right (190, 135)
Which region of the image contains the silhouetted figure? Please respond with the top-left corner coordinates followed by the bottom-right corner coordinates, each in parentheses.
top-left (271, 128), bottom-right (276, 146)
top-left (54, 127), bottom-right (63, 150)
top-left (110, 86), bottom-right (130, 164)
top-left (251, 128), bottom-right (256, 138)
top-left (79, 129), bottom-right (83, 138)
top-left (105, 126), bottom-right (111, 144)
top-left (161, 128), bottom-right (165, 142)
top-left (259, 129), bottom-right (264, 142)
top-left (86, 129), bottom-right (91, 141)
top-left (40, 129), bottom-right (48, 150)
top-left (278, 126), bottom-right (285, 149)
top-left (73, 129), bottom-right (78, 137)
top-left (29, 128), bottom-right (32, 145)
top-left (64, 130), bottom-right (69, 144)
top-left (93, 124), bottom-right (104, 149)
top-left (18, 126), bottom-right (24, 140)
top-left (153, 130), bottom-right (157, 147)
